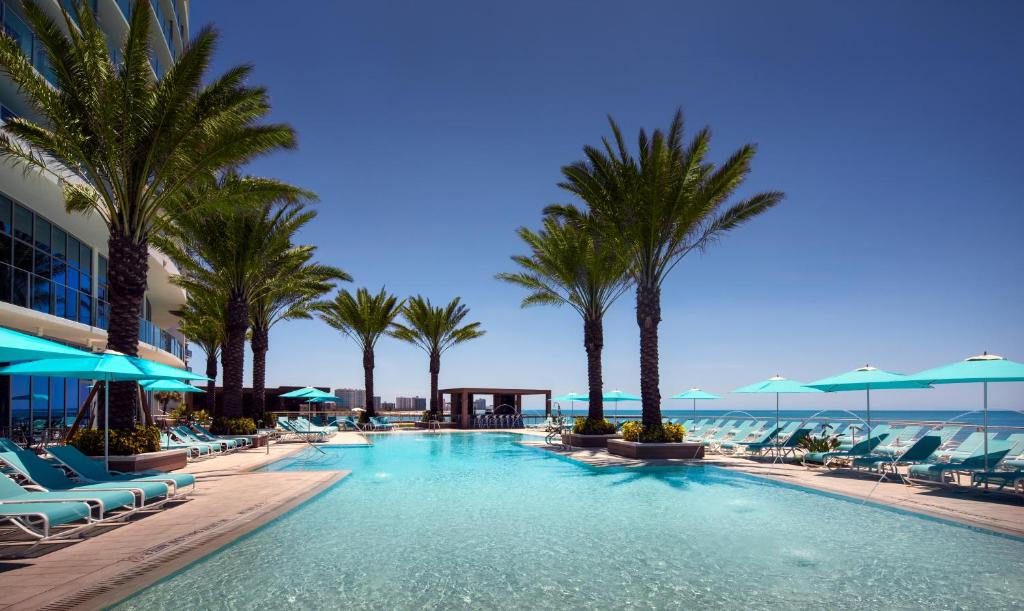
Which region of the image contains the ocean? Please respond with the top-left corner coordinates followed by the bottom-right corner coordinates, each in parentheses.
top-left (524, 408), bottom-right (1024, 428)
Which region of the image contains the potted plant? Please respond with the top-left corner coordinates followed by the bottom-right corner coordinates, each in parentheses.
top-left (562, 417), bottom-right (621, 448)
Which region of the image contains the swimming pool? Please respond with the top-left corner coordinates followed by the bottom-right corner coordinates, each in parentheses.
top-left (117, 433), bottom-right (1024, 609)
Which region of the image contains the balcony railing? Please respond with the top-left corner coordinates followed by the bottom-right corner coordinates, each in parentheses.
top-left (139, 317), bottom-right (184, 362)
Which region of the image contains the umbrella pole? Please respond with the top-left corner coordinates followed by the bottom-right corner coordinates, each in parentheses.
top-left (866, 386), bottom-right (871, 450)
top-left (983, 382), bottom-right (989, 482)
top-left (693, 398), bottom-right (696, 424)
top-left (104, 378), bottom-right (109, 471)
top-left (775, 392), bottom-right (780, 456)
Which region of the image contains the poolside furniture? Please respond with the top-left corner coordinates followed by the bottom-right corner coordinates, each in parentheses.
top-left (173, 426), bottom-right (238, 452)
top-left (850, 435), bottom-right (942, 479)
top-left (722, 427), bottom-right (782, 456)
top-left (191, 423), bottom-right (252, 448)
top-left (1, 471), bottom-right (136, 520)
top-left (161, 433), bottom-right (211, 460)
top-left (769, 428), bottom-right (812, 458)
top-left (836, 424), bottom-right (892, 450)
top-left (970, 468), bottom-right (1024, 493)
top-left (278, 418), bottom-right (329, 442)
top-left (369, 417), bottom-right (396, 431)
top-left (0, 449), bottom-right (170, 508)
top-left (871, 426), bottom-right (926, 457)
top-left (294, 417), bottom-right (335, 434)
top-left (46, 445), bottom-right (195, 497)
top-left (906, 446), bottom-right (1012, 487)
top-left (803, 433), bottom-right (889, 468)
top-left (0, 498), bottom-right (94, 542)
top-left (705, 421), bottom-right (759, 453)
top-left (341, 416), bottom-right (363, 431)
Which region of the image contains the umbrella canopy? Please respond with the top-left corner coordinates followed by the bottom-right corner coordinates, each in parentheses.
top-left (551, 392), bottom-right (588, 402)
top-left (906, 353), bottom-right (1024, 474)
top-left (307, 396), bottom-right (342, 403)
top-left (0, 326), bottom-right (98, 363)
top-left (141, 379), bottom-right (205, 393)
top-left (734, 376), bottom-right (821, 453)
top-left (279, 386), bottom-right (330, 398)
top-left (806, 365), bottom-right (931, 447)
top-left (573, 390), bottom-right (641, 420)
top-left (670, 388), bottom-right (720, 423)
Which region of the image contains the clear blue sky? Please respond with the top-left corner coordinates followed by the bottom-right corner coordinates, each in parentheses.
top-left (191, 1), bottom-right (1023, 411)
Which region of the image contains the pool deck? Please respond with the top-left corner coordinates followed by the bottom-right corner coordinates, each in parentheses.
top-left (513, 430), bottom-right (1024, 538)
top-left (0, 432), bottom-right (365, 611)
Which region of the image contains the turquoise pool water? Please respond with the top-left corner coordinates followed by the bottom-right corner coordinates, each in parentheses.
top-left (117, 433), bottom-right (1024, 610)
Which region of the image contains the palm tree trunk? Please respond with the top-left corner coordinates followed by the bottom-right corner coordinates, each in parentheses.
top-left (251, 326), bottom-right (268, 416)
top-left (105, 230), bottom-right (149, 430)
top-left (221, 294), bottom-right (248, 419)
top-left (363, 347), bottom-right (375, 420)
top-left (204, 348), bottom-right (217, 416)
top-left (584, 316), bottom-right (604, 421)
top-left (429, 351), bottom-right (440, 419)
top-left (636, 284), bottom-right (662, 432)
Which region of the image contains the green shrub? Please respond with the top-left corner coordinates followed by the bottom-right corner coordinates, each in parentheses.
top-left (68, 425), bottom-right (161, 455)
top-left (213, 417), bottom-right (257, 435)
top-left (620, 421), bottom-right (687, 443)
top-left (420, 410), bottom-right (434, 423)
top-left (572, 417), bottom-right (616, 435)
top-left (261, 412), bottom-right (277, 428)
top-left (797, 433), bottom-right (839, 453)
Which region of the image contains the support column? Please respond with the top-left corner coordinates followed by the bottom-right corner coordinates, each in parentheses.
top-left (461, 391), bottom-right (470, 430)
top-left (545, 391), bottom-right (551, 417)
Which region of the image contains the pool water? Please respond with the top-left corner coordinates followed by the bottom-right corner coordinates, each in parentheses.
top-left (117, 433), bottom-right (1024, 610)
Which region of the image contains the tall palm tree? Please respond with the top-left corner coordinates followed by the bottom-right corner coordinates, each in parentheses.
top-left (0, 1), bottom-right (296, 428)
top-left (250, 254), bottom-right (349, 415)
top-left (497, 214), bottom-right (630, 424)
top-left (173, 284), bottom-right (225, 416)
top-left (155, 176), bottom-right (316, 419)
top-left (391, 297), bottom-right (485, 419)
top-left (315, 288), bottom-right (403, 420)
top-left (548, 109), bottom-right (783, 436)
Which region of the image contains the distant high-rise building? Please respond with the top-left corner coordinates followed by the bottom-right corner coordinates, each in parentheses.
top-left (473, 398), bottom-right (487, 411)
top-left (333, 388), bottom-right (381, 409)
top-left (396, 396), bottom-right (427, 411)
top-left (381, 401), bottom-right (396, 411)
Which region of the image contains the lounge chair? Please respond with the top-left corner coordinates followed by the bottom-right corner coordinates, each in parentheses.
top-left (0, 449), bottom-right (170, 508)
top-left (278, 419), bottom-right (329, 442)
top-left (906, 445), bottom-right (1012, 487)
top-left (722, 428), bottom-right (781, 456)
top-left (341, 416), bottom-right (363, 431)
top-left (173, 426), bottom-right (237, 452)
top-left (370, 417), bottom-right (396, 431)
top-left (1, 472), bottom-right (136, 520)
top-left (0, 498), bottom-right (93, 541)
top-left (850, 435), bottom-right (942, 479)
top-left (46, 446), bottom-right (195, 497)
top-left (970, 469), bottom-right (1024, 492)
top-left (771, 428), bottom-right (813, 458)
top-left (191, 423), bottom-right (252, 448)
top-left (872, 426), bottom-right (925, 457)
top-left (836, 424), bottom-right (892, 450)
top-left (294, 417), bottom-right (334, 434)
top-left (168, 428), bottom-right (223, 455)
top-left (705, 421), bottom-right (758, 453)
top-left (803, 433), bottom-right (889, 468)
top-left (160, 433), bottom-right (209, 460)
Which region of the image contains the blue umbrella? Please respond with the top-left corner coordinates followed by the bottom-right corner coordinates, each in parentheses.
top-left (279, 387), bottom-right (332, 399)
top-left (0, 325), bottom-right (98, 362)
top-left (734, 376), bottom-right (821, 453)
top-left (906, 353), bottom-right (1024, 474)
top-left (670, 388), bottom-right (720, 423)
top-left (551, 392), bottom-right (587, 416)
top-left (806, 365), bottom-right (931, 448)
top-left (0, 351), bottom-right (209, 469)
top-left (140, 379), bottom-right (205, 393)
top-left (575, 390), bottom-right (641, 420)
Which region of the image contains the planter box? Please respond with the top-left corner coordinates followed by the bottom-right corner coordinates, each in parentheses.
top-left (91, 449), bottom-right (189, 473)
top-left (236, 434), bottom-right (267, 448)
top-left (561, 432), bottom-right (622, 448)
top-left (607, 440), bottom-right (704, 460)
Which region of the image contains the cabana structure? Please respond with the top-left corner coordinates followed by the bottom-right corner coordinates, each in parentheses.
top-left (439, 387), bottom-right (551, 429)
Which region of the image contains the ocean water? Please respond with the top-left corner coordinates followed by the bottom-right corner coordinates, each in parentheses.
top-left (531, 409), bottom-right (1024, 428)
top-left (115, 433), bottom-right (1024, 610)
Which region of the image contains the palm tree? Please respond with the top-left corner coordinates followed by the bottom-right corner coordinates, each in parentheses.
top-left (155, 176), bottom-right (316, 419)
top-left (391, 297), bottom-right (485, 419)
top-left (315, 288), bottom-right (403, 420)
top-left (497, 214), bottom-right (630, 425)
top-left (0, 2), bottom-right (296, 428)
top-left (251, 254), bottom-right (349, 416)
top-left (548, 109), bottom-right (783, 436)
top-left (174, 285), bottom-right (225, 416)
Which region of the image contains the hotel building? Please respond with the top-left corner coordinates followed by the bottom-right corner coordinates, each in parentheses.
top-left (0, 0), bottom-right (190, 442)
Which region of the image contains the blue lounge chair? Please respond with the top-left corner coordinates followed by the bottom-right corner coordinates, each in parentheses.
top-left (723, 428), bottom-right (782, 455)
top-left (174, 426), bottom-right (237, 452)
top-left (803, 433), bottom-right (889, 468)
top-left (0, 449), bottom-right (170, 507)
top-left (191, 423), bottom-right (252, 448)
top-left (906, 446), bottom-right (1013, 487)
top-left (0, 498), bottom-right (93, 541)
top-left (850, 435), bottom-right (942, 479)
top-left (161, 433), bottom-right (210, 459)
top-left (836, 424), bottom-right (892, 450)
top-left (370, 417), bottom-right (396, 431)
top-left (872, 426), bottom-right (926, 457)
top-left (0, 472), bottom-right (136, 520)
top-left (46, 445), bottom-right (195, 497)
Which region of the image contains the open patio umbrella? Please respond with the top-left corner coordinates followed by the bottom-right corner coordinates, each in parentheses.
top-left (734, 376), bottom-right (821, 453)
top-left (551, 392), bottom-right (587, 416)
top-left (307, 396), bottom-right (342, 403)
top-left (140, 379), bottom-right (205, 393)
top-left (905, 353), bottom-right (1024, 474)
top-left (0, 326), bottom-right (98, 362)
top-left (279, 387), bottom-right (332, 399)
top-left (0, 351), bottom-right (210, 469)
top-left (670, 388), bottom-right (720, 423)
top-left (806, 366), bottom-right (931, 448)
top-left (577, 390), bottom-right (641, 421)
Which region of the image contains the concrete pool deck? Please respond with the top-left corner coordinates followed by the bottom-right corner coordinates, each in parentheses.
top-left (0, 433), bottom-right (364, 610)
top-left (513, 431), bottom-right (1024, 538)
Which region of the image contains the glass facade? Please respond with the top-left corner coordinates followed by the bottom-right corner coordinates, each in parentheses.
top-left (0, 370), bottom-right (91, 447)
top-left (1, 1), bottom-right (58, 86)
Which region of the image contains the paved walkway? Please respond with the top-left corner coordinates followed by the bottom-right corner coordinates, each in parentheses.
top-left (0, 435), bottom-right (357, 610)
top-left (518, 436), bottom-right (1024, 537)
